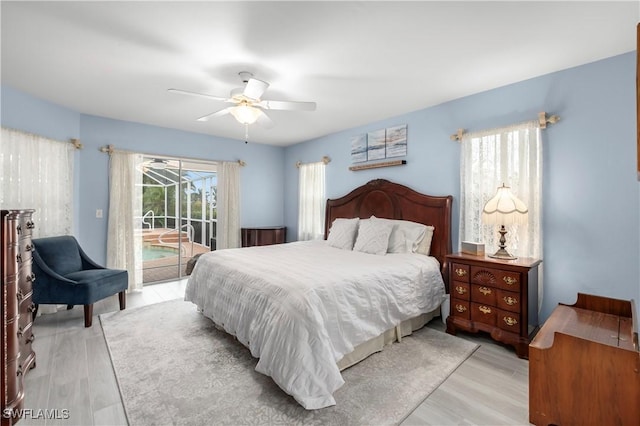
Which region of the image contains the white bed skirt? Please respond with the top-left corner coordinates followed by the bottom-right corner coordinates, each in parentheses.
top-left (337, 307), bottom-right (440, 370)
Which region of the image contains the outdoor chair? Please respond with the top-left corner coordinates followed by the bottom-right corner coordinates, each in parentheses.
top-left (31, 235), bottom-right (128, 327)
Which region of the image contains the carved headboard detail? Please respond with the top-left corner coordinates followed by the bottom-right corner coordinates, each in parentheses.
top-left (324, 179), bottom-right (453, 290)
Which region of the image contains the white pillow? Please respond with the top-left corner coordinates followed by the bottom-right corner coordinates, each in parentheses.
top-left (326, 218), bottom-right (360, 250)
top-left (364, 217), bottom-right (427, 253)
top-left (415, 225), bottom-right (435, 256)
top-left (353, 217), bottom-right (393, 255)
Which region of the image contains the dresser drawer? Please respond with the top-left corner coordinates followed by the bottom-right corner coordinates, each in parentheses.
top-left (19, 263), bottom-right (35, 292)
top-left (471, 284), bottom-right (497, 305)
top-left (451, 281), bottom-right (470, 300)
top-left (16, 215), bottom-right (35, 239)
top-left (451, 263), bottom-right (470, 282)
top-left (5, 278), bottom-right (19, 319)
top-left (451, 298), bottom-right (470, 319)
top-left (496, 289), bottom-right (521, 313)
top-left (497, 309), bottom-right (521, 333)
top-left (471, 302), bottom-right (497, 326)
top-left (471, 266), bottom-right (521, 292)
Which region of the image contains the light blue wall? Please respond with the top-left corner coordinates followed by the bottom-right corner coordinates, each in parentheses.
top-left (2, 86), bottom-right (285, 264)
top-left (284, 52), bottom-right (640, 322)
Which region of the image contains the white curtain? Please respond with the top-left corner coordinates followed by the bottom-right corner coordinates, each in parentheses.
top-left (459, 121), bottom-right (542, 260)
top-left (107, 151), bottom-right (143, 291)
top-left (217, 161), bottom-right (241, 249)
top-left (298, 161), bottom-right (326, 241)
top-left (0, 127), bottom-right (74, 237)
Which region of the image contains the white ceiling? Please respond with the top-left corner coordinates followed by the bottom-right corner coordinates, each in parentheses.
top-left (1, 1), bottom-right (637, 146)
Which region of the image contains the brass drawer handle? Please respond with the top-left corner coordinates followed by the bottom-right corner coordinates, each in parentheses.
top-left (479, 286), bottom-right (492, 296)
top-left (17, 290), bottom-right (24, 302)
top-left (28, 303), bottom-right (37, 313)
top-left (26, 221), bottom-right (35, 229)
top-left (455, 268), bottom-right (467, 277)
top-left (17, 365), bottom-right (23, 376)
top-left (16, 254), bottom-right (22, 264)
top-left (27, 272), bottom-right (36, 282)
top-left (503, 296), bottom-right (518, 305)
top-left (16, 224), bottom-right (22, 234)
top-left (27, 334), bottom-right (35, 344)
top-left (455, 286), bottom-right (467, 295)
top-left (17, 327), bottom-right (23, 338)
top-left (455, 304), bottom-right (467, 313)
top-left (479, 305), bottom-right (492, 314)
top-left (25, 244), bottom-right (33, 251)
top-left (503, 276), bottom-right (517, 286)
top-left (503, 316), bottom-right (518, 326)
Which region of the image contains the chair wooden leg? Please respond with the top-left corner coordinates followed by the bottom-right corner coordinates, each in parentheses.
top-left (118, 291), bottom-right (126, 310)
top-left (84, 304), bottom-right (93, 327)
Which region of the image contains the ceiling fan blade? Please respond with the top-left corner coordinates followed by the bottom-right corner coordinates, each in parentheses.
top-left (243, 78), bottom-right (269, 100)
top-left (256, 110), bottom-right (275, 129)
top-left (168, 88), bottom-right (229, 102)
top-left (257, 100), bottom-right (317, 111)
top-left (196, 107), bottom-right (232, 122)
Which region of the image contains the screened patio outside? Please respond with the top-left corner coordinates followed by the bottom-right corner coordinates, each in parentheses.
top-left (138, 158), bottom-right (217, 284)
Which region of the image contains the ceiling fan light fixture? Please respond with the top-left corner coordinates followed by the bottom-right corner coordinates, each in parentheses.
top-left (148, 158), bottom-right (167, 170)
top-left (230, 103), bottom-right (261, 125)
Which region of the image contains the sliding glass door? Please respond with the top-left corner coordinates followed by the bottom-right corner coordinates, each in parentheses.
top-left (139, 156), bottom-right (217, 284)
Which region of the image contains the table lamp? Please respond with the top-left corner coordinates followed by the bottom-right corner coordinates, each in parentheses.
top-left (482, 184), bottom-right (528, 260)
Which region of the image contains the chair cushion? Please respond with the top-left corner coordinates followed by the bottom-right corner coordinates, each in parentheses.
top-left (33, 236), bottom-right (83, 276)
top-left (62, 269), bottom-right (129, 305)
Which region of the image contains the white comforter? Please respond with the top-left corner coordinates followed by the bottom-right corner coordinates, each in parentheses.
top-left (184, 240), bottom-right (445, 409)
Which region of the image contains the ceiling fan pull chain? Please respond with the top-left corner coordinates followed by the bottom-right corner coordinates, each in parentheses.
top-left (244, 124), bottom-right (249, 144)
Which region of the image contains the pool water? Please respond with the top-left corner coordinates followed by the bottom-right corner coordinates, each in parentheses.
top-left (143, 245), bottom-right (179, 261)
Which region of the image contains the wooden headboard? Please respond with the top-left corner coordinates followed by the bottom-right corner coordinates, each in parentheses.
top-left (324, 179), bottom-right (453, 290)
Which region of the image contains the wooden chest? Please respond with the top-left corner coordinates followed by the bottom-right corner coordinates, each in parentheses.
top-left (529, 293), bottom-right (639, 425)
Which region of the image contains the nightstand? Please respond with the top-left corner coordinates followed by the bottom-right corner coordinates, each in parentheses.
top-left (445, 252), bottom-right (541, 358)
top-left (241, 226), bottom-right (286, 247)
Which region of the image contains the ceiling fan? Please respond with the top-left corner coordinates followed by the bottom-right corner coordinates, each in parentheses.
top-left (168, 71), bottom-right (316, 129)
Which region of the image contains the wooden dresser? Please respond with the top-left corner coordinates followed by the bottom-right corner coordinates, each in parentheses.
top-left (1, 210), bottom-right (37, 425)
top-left (241, 226), bottom-right (286, 247)
top-left (445, 252), bottom-right (541, 358)
top-left (529, 293), bottom-right (639, 426)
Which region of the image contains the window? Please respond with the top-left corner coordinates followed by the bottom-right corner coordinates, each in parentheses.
top-left (459, 121), bottom-right (542, 260)
top-left (0, 127), bottom-right (75, 237)
top-left (298, 162), bottom-right (326, 240)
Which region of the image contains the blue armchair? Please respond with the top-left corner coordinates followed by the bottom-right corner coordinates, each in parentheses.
top-left (31, 236), bottom-right (128, 327)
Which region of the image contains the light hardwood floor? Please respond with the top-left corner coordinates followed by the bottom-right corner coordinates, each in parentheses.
top-left (19, 280), bottom-right (531, 426)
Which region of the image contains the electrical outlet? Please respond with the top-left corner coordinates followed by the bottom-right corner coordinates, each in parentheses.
top-left (96, 209), bottom-right (103, 218)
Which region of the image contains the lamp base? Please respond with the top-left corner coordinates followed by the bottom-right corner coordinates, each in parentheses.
top-left (488, 248), bottom-right (517, 260)
top-left (489, 225), bottom-right (517, 260)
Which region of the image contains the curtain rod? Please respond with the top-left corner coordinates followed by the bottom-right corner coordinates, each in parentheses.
top-left (99, 144), bottom-right (245, 166)
top-left (295, 156), bottom-right (331, 168)
top-left (2, 126), bottom-right (83, 149)
top-left (450, 112), bottom-right (560, 142)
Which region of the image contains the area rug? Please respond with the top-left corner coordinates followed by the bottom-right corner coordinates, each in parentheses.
top-left (100, 299), bottom-right (478, 426)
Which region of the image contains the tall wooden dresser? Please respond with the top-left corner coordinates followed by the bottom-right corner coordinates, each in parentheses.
top-left (1, 210), bottom-right (36, 425)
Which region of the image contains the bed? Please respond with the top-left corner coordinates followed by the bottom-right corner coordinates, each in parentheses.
top-left (185, 179), bottom-right (453, 409)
